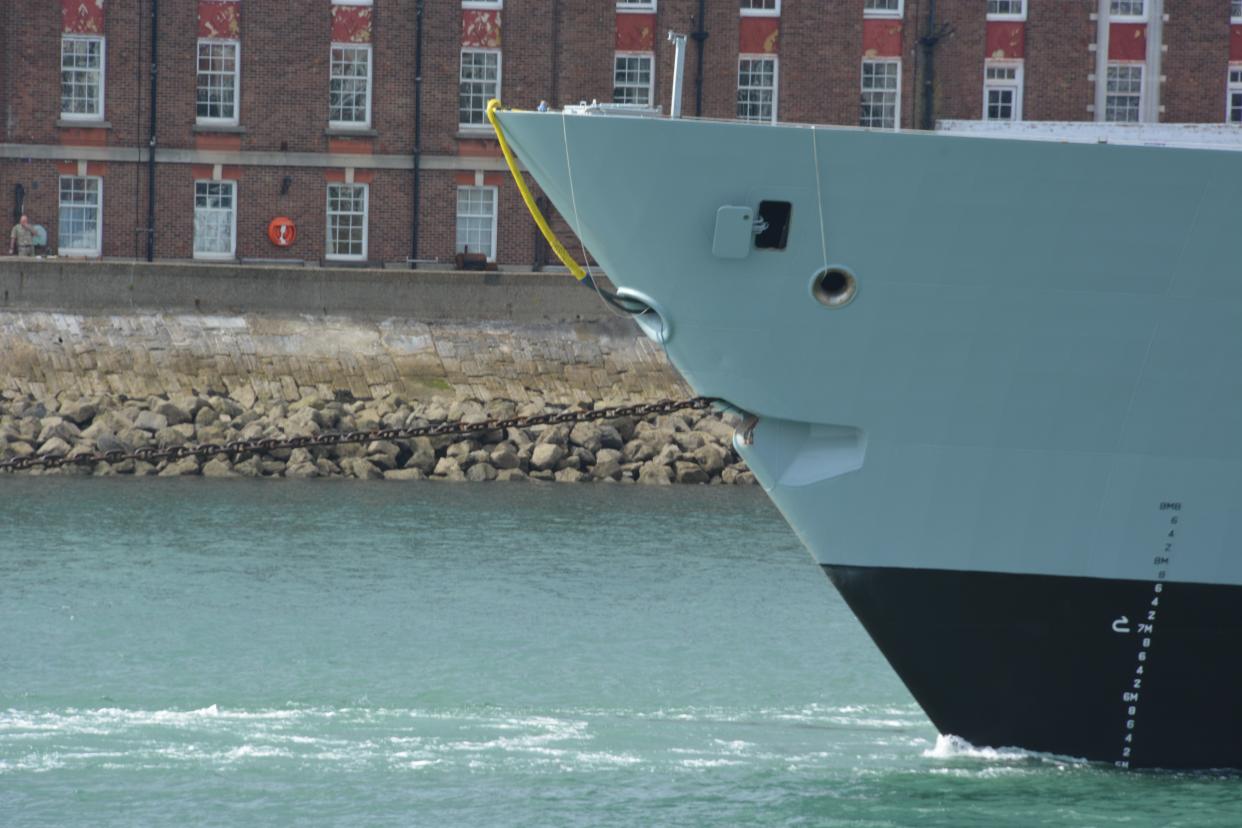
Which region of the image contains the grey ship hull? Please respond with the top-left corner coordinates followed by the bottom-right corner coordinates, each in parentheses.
top-left (494, 109), bottom-right (1242, 768)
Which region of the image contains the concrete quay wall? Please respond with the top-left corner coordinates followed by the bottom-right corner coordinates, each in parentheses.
top-left (0, 260), bottom-right (687, 404)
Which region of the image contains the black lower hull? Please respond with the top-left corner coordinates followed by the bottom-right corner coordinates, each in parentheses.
top-left (823, 564), bottom-right (1242, 769)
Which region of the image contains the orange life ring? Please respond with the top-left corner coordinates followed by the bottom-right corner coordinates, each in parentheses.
top-left (267, 216), bottom-right (296, 247)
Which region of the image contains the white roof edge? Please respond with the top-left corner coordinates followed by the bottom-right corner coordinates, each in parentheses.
top-left (936, 119), bottom-right (1242, 152)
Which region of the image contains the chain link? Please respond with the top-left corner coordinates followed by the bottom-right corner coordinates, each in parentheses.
top-left (0, 397), bottom-right (720, 473)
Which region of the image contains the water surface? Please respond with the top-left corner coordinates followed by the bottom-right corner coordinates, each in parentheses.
top-left (1, 480), bottom-right (1238, 826)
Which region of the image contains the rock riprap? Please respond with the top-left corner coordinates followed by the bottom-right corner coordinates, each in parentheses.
top-left (0, 390), bottom-right (756, 484)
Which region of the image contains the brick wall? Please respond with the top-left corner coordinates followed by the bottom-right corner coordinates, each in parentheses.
top-left (2, 0), bottom-right (1239, 267)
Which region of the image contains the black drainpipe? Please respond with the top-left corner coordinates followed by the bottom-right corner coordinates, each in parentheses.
top-left (918, 0), bottom-right (951, 131)
top-left (146, 0), bottom-right (159, 261)
top-left (410, 0), bottom-right (424, 268)
top-left (692, 0), bottom-right (707, 116)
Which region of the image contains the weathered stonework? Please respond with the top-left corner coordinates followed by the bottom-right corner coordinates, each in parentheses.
top-left (0, 311), bottom-right (688, 405)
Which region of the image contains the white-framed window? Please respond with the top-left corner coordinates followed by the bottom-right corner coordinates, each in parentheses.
top-left (196, 40), bottom-right (239, 125)
top-left (614, 53), bottom-right (654, 105)
top-left (983, 61), bottom-right (1023, 121)
top-left (460, 49), bottom-right (501, 128)
top-left (863, 0), bottom-right (903, 18)
top-left (60, 36), bottom-right (105, 120)
top-left (193, 180), bottom-right (237, 259)
top-left (334, 0), bottom-right (373, 4)
top-left (326, 183), bottom-right (368, 261)
top-left (1233, 0), bottom-right (1242, 22)
top-left (58, 176), bottom-right (102, 256)
top-left (1228, 66), bottom-right (1242, 123)
top-left (329, 44), bottom-right (372, 128)
top-left (860, 59), bottom-right (901, 129)
top-left (737, 56), bottom-right (778, 123)
top-left (456, 186), bottom-right (498, 261)
top-left (617, 0), bottom-right (656, 10)
top-left (1109, 0), bottom-right (1146, 19)
top-left (986, 0), bottom-right (1026, 20)
top-left (1105, 63), bottom-right (1143, 122)
top-left (463, 0), bottom-right (503, 8)
top-left (740, 0), bottom-right (780, 17)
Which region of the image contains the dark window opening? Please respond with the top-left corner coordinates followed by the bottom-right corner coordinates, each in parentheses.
top-left (754, 200), bottom-right (791, 250)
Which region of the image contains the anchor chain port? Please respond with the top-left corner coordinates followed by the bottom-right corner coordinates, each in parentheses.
top-left (0, 397), bottom-right (721, 473)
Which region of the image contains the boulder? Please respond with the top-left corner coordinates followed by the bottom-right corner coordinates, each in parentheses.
top-left (554, 468), bottom-right (588, 483)
top-left (637, 461), bottom-right (673, 485)
top-left (489, 443), bottom-right (520, 470)
top-left (654, 443), bottom-right (681, 467)
top-left (692, 443), bottom-right (729, 476)
top-left (154, 427), bottom-right (189, 450)
top-left (133, 411), bottom-right (169, 432)
top-left (403, 437), bottom-right (437, 473)
top-left (341, 458), bottom-right (380, 480)
top-left (202, 457), bottom-right (237, 478)
top-left (433, 456), bottom-right (462, 476)
top-left (37, 436), bottom-right (72, 456)
top-left (621, 439), bottom-right (656, 463)
top-left (59, 399), bottom-right (98, 426)
top-left (674, 461), bottom-right (710, 484)
top-left (592, 448), bottom-right (623, 481)
top-left (285, 461), bottom-right (320, 479)
top-left (466, 462), bottom-right (498, 482)
top-left (233, 456), bottom-right (263, 478)
top-left (153, 399), bottom-right (192, 426)
top-left (158, 456), bottom-right (200, 476)
top-left (569, 422), bottom-right (605, 452)
top-left (496, 468), bottom-right (528, 482)
top-left (384, 468), bottom-right (426, 481)
top-left (695, 417), bottom-right (737, 444)
top-left (37, 418), bottom-right (81, 445)
top-left (530, 442), bottom-right (566, 471)
top-left (673, 431), bottom-right (707, 452)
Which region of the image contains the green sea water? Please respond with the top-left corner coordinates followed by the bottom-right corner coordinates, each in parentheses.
top-left (1, 479), bottom-right (1238, 827)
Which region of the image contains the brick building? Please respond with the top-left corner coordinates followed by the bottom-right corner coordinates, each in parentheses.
top-left (1, 0), bottom-right (1240, 267)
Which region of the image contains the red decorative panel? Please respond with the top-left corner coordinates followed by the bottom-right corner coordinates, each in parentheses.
top-left (331, 5), bottom-right (373, 44)
top-left (739, 17), bottom-right (779, 54)
top-left (985, 21), bottom-right (1024, 59)
top-left (457, 138), bottom-right (501, 157)
top-left (198, 1), bottom-right (240, 40)
top-left (55, 160), bottom-right (107, 176)
top-left (1108, 23), bottom-right (1147, 61)
top-left (194, 133), bottom-right (242, 152)
top-left (862, 19), bottom-right (902, 58)
top-left (463, 10), bottom-right (501, 48)
top-left (616, 13), bottom-right (656, 51)
top-left (328, 137), bottom-right (374, 155)
top-left (190, 164), bottom-right (242, 180)
top-left (57, 128), bottom-right (108, 148)
top-left (1232, 25), bottom-right (1242, 61)
top-left (62, 0), bottom-right (105, 34)
top-left (325, 169), bottom-right (376, 184)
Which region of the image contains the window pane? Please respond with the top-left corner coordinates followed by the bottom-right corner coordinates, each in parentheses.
top-left (330, 45), bottom-right (371, 125)
top-left (193, 181), bottom-right (236, 256)
top-left (58, 176), bottom-right (101, 253)
top-left (459, 50), bottom-right (500, 125)
top-left (737, 57), bottom-right (777, 123)
top-left (60, 37), bottom-right (103, 117)
top-left (456, 186), bottom-right (497, 260)
top-left (327, 184), bottom-right (368, 258)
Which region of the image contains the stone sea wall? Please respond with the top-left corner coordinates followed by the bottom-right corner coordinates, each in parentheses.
top-left (0, 261), bottom-right (751, 483)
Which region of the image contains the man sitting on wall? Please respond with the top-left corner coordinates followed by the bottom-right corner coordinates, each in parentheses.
top-left (9, 214), bottom-right (35, 257)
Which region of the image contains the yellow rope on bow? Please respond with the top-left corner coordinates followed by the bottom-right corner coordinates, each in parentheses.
top-left (486, 99), bottom-right (588, 282)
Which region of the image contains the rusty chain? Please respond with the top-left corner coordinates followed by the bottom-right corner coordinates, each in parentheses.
top-left (0, 397), bottom-right (721, 473)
